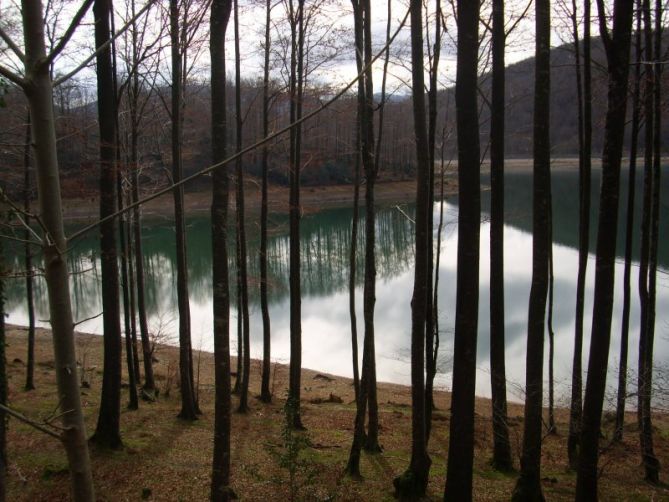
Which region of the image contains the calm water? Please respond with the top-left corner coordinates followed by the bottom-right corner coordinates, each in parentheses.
top-left (5, 168), bottom-right (668, 402)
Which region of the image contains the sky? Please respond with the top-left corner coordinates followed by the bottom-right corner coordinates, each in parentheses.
top-left (0, 0), bottom-right (573, 99)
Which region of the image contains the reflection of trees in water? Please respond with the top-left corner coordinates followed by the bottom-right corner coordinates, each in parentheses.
top-left (481, 169), bottom-right (669, 267)
top-left (246, 205), bottom-right (417, 301)
top-left (4, 204), bottom-right (420, 319)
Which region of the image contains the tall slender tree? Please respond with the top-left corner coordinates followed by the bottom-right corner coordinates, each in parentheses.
top-left (614, 0), bottom-right (642, 442)
top-left (210, 0), bottom-right (234, 499)
top-left (259, 0), bottom-right (273, 404)
top-left (170, 0), bottom-right (198, 421)
top-left (488, 0), bottom-right (513, 472)
top-left (512, 0), bottom-right (550, 499)
top-left (425, 0), bottom-right (442, 439)
top-left (111, 2), bottom-right (139, 413)
top-left (2, 1), bottom-right (96, 498)
top-left (575, 0), bottom-right (634, 498)
top-left (91, 0), bottom-right (123, 450)
top-left (393, 0), bottom-right (431, 496)
top-left (444, 0), bottom-right (481, 499)
top-left (637, 0), bottom-right (661, 483)
top-left (233, 0), bottom-right (251, 414)
top-left (288, 0), bottom-right (306, 429)
top-left (345, 0), bottom-right (380, 474)
top-left (23, 115), bottom-right (36, 392)
top-left (567, 0), bottom-right (592, 469)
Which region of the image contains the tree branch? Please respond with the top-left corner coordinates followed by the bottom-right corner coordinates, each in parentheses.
top-left (44, 0), bottom-right (95, 69)
top-left (0, 25), bottom-right (25, 62)
top-left (0, 403), bottom-right (62, 440)
top-left (53, 0), bottom-right (156, 87)
top-left (0, 63), bottom-right (26, 87)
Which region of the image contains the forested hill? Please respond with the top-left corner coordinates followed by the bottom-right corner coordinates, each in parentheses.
top-left (470, 33), bottom-right (669, 156)
top-left (1, 35), bottom-right (667, 194)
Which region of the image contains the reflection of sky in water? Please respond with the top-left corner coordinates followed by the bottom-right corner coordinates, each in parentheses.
top-left (5, 186), bottom-right (669, 404)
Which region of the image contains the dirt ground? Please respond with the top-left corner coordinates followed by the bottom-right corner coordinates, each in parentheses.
top-left (4, 325), bottom-right (669, 501)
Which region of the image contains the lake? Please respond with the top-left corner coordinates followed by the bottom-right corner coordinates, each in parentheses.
top-left (4, 167), bottom-right (668, 403)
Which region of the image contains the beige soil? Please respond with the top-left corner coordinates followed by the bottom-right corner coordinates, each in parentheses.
top-left (3, 326), bottom-right (668, 501)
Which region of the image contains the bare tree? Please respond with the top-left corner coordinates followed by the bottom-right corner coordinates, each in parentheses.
top-left (393, 0), bottom-right (432, 496)
top-left (575, 0), bottom-right (634, 498)
top-left (210, 0), bottom-right (234, 499)
top-left (90, 0), bottom-right (124, 450)
top-left (488, 0), bottom-right (513, 472)
top-left (170, 0), bottom-right (198, 421)
top-left (259, 0), bottom-right (274, 405)
top-left (512, 0), bottom-right (550, 499)
top-left (637, 0), bottom-right (661, 484)
top-left (614, 0), bottom-right (642, 443)
top-left (23, 114), bottom-right (36, 392)
top-left (0, 1), bottom-right (96, 498)
top-left (444, 0), bottom-right (481, 499)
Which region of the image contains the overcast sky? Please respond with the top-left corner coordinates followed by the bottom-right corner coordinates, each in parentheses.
top-left (0, 0), bottom-right (589, 97)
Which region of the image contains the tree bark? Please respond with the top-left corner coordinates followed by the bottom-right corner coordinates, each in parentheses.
top-left (23, 114), bottom-right (36, 392)
top-left (567, 0), bottom-right (590, 469)
top-left (233, 0), bottom-right (251, 414)
top-left (614, 1), bottom-right (641, 442)
top-left (444, 1), bottom-right (481, 499)
top-left (488, 0), bottom-right (513, 472)
top-left (210, 0), bottom-right (233, 499)
top-left (21, 1), bottom-right (95, 498)
top-left (259, 0), bottom-right (273, 404)
top-left (638, 0), bottom-right (661, 483)
top-left (170, 0), bottom-right (198, 421)
top-left (91, 0), bottom-right (123, 450)
top-left (575, 0), bottom-right (634, 498)
top-left (512, 0), bottom-right (550, 499)
top-left (425, 0), bottom-right (441, 441)
top-left (288, 0), bottom-right (305, 430)
top-left (393, 0), bottom-right (432, 496)
top-left (131, 158), bottom-right (155, 395)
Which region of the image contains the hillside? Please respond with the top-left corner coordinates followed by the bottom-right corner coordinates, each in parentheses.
top-left (0, 35), bottom-right (667, 195)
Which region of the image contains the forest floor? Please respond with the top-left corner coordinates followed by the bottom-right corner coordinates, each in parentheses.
top-left (4, 325), bottom-right (669, 501)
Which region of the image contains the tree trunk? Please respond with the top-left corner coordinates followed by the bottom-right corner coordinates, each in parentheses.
top-left (210, 0), bottom-right (233, 499)
top-left (444, 1), bottom-right (481, 499)
top-left (23, 114), bottom-right (36, 392)
top-left (91, 0), bottom-right (123, 450)
top-left (259, 0), bottom-right (273, 404)
top-left (488, 0), bottom-right (513, 472)
top-left (425, 0), bottom-right (441, 441)
top-left (22, 1), bottom-right (95, 498)
top-left (547, 223), bottom-right (556, 434)
top-left (111, 7), bottom-right (139, 413)
top-left (512, 0), bottom-right (550, 500)
top-left (393, 0), bottom-right (432, 496)
top-left (233, 0), bottom-right (251, 414)
top-left (344, 0), bottom-right (366, 474)
top-left (360, 0), bottom-right (380, 454)
top-left (575, 1), bottom-right (634, 498)
top-left (131, 158), bottom-right (155, 396)
top-left (118, 170), bottom-right (139, 411)
top-left (638, 0), bottom-right (661, 483)
top-left (567, 0), bottom-right (590, 469)
top-left (614, 2), bottom-right (641, 442)
top-left (171, 0), bottom-right (198, 421)
top-left (288, 0), bottom-right (305, 430)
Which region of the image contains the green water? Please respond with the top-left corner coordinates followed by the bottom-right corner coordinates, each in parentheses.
top-left (4, 167), bottom-right (668, 398)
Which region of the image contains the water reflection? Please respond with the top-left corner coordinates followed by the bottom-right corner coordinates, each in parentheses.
top-left (4, 168), bottom-right (668, 401)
